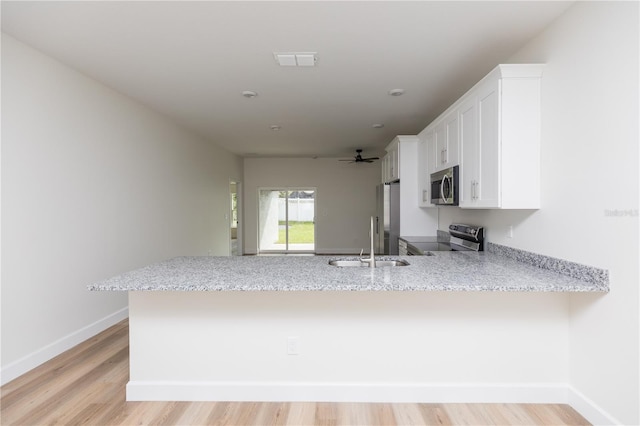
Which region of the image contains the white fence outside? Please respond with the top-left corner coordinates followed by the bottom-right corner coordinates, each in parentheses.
top-left (278, 198), bottom-right (315, 222)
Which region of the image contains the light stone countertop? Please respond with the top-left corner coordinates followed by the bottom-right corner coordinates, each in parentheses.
top-left (88, 244), bottom-right (608, 293)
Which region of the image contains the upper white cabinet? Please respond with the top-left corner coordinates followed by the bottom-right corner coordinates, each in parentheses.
top-left (382, 138), bottom-right (400, 183)
top-left (460, 64), bottom-right (543, 209)
top-left (381, 155), bottom-right (389, 183)
top-left (388, 135), bottom-right (438, 234)
top-left (433, 109), bottom-right (459, 172)
top-left (417, 129), bottom-right (435, 207)
top-left (417, 64), bottom-right (543, 209)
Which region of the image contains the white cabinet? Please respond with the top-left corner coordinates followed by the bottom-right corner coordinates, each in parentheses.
top-left (416, 108), bottom-right (459, 207)
top-left (381, 155), bottom-right (389, 183)
top-left (385, 139), bottom-right (400, 182)
top-left (392, 135), bottom-right (438, 235)
top-left (433, 109), bottom-right (459, 172)
top-left (417, 129), bottom-right (435, 207)
top-left (459, 64), bottom-right (543, 209)
top-left (459, 95), bottom-right (479, 206)
top-left (416, 64), bottom-right (543, 209)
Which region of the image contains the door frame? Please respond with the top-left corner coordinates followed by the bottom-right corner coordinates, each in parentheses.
top-left (229, 180), bottom-right (242, 256)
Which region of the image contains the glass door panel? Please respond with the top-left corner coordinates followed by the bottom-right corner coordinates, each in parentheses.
top-left (286, 190), bottom-right (315, 251)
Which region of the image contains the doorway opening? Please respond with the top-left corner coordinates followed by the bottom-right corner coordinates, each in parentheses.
top-left (258, 188), bottom-right (316, 253)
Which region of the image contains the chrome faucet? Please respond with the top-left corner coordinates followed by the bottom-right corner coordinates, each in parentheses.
top-left (360, 216), bottom-right (376, 268)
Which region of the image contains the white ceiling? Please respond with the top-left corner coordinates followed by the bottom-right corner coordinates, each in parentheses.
top-left (1, 1), bottom-right (573, 159)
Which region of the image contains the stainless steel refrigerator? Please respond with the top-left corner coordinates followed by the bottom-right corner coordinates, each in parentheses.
top-left (375, 182), bottom-right (400, 255)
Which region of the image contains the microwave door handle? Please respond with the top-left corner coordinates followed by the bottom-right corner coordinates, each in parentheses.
top-left (440, 176), bottom-right (447, 203)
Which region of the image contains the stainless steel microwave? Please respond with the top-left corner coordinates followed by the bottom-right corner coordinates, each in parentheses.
top-left (430, 166), bottom-right (459, 206)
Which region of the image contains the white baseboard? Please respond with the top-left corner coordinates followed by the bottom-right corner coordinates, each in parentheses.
top-left (567, 385), bottom-right (621, 425)
top-left (127, 381), bottom-right (622, 424)
top-left (0, 307), bottom-right (128, 386)
top-left (126, 381), bottom-right (568, 403)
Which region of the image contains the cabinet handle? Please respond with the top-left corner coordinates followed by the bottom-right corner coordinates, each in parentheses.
top-left (471, 180), bottom-right (475, 200)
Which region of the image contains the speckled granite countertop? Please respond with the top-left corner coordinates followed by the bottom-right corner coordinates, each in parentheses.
top-left (88, 243), bottom-right (608, 293)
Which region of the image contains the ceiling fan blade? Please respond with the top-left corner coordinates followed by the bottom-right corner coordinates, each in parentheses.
top-left (338, 150), bottom-right (378, 163)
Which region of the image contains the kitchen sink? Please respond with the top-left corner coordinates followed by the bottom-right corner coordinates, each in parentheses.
top-left (328, 259), bottom-right (410, 267)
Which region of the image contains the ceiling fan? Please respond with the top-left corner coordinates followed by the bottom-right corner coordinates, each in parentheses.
top-left (339, 149), bottom-right (380, 164)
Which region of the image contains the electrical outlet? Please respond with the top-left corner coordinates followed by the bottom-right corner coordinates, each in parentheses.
top-left (287, 336), bottom-right (300, 355)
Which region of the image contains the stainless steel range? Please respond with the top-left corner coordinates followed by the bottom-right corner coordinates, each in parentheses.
top-left (399, 236), bottom-right (449, 255)
top-left (449, 223), bottom-right (484, 251)
top-left (398, 223), bottom-right (484, 255)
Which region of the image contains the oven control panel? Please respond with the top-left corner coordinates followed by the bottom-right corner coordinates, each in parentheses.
top-left (449, 224), bottom-right (484, 251)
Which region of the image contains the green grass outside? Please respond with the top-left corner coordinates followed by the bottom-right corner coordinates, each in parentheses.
top-left (277, 221), bottom-right (315, 244)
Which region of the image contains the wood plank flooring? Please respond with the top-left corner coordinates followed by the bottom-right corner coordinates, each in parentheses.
top-left (1, 320), bottom-right (590, 425)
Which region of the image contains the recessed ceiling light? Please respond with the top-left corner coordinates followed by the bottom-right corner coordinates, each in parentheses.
top-left (372, 124), bottom-right (385, 129)
top-left (242, 91), bottom-right (258, 98)
top-left (270, 125), bottom-right (282, 131)
top-left (388, 89), bottom-right (405, 96)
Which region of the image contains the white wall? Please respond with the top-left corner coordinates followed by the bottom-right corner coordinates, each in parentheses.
top-left (243, 158), bottom-right (380, 254)
top-left (437, 2), bottom-right (639, 423)
top-left (128, 291), bottom-right (570, 403)
top-left (1, 35), bottom-right (242, 383)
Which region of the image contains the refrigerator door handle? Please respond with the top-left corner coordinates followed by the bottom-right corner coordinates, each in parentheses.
top-left (376, 216), bottom-right (379, 234)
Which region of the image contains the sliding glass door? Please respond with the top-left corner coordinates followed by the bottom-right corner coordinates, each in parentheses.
top-left (258, 188), bottom-right (315, 253)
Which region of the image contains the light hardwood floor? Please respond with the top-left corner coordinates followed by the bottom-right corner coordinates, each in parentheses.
top-left (1, 320), bottom-right (590, 425)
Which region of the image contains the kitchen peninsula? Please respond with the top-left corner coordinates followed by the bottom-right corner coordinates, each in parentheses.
top-left (90, 244), bottom-right (607, 402)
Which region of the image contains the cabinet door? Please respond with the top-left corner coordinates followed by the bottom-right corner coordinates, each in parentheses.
top-left (459, 96), bottom-right (478, 207)
top-left (433, 111), bottom-right (459, 171)
top-left (389, 145), bottom-right (399, 181)
top-left (475, 79), bottom-right (501, 207)
top-left (433, 120), bottom-right (445, 171)
top-left (417, 130), bottom-right (434, 207)
top-left (444, 110), bottom-right (459, 168)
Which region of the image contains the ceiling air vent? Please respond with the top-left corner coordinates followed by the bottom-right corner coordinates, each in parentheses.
top-left (274, 52), bottom-right (317, 67)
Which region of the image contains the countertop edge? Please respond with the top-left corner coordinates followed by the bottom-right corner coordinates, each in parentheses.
top-left (87, 245), bottom-right (610, 293)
